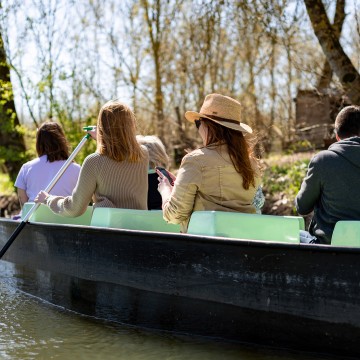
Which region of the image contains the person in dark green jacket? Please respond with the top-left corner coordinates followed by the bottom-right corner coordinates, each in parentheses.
top-left (296, 105), bottom-right (360, 244)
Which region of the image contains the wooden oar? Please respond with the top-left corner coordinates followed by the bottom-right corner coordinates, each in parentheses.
top-left (0, 132), bottom-right (91, 259)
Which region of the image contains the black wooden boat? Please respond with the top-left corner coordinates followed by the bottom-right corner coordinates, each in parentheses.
top-left (1, 206), bottom-right (360, 359)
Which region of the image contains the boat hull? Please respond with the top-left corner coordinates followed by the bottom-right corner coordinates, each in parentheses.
top-left (1, 218), bottom-right (360, 358)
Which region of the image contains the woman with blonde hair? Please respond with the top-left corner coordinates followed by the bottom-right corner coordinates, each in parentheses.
top-left (136, 135), bottom-right (170, 210)
top-left (35, 100), bottom-right (149, 215)
top-left (158, 93), bottom-right (262, 232)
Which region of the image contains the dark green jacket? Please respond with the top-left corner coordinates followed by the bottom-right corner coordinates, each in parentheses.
top-left (295, 137), bottom-right (360, 244)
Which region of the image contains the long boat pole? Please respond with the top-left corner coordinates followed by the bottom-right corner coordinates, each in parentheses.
top-left (0, 133), bottom-right (91, 259)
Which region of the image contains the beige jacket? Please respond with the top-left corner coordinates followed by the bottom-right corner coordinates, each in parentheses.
top-left (163, 144), bottom-right (261, 232)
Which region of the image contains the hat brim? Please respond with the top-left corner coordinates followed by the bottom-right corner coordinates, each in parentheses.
top-left (185, 111), bottom-right (252, 134)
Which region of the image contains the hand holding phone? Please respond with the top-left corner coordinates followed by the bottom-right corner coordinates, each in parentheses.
top-left (156, 166), bottom-right (174, 186)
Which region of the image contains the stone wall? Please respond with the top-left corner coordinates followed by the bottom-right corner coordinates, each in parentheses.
top-left (294, 89), bottom-right (350, 149)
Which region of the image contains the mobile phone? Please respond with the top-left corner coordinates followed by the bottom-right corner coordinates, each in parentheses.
top-left (156, 166), bottom-right (174, 185)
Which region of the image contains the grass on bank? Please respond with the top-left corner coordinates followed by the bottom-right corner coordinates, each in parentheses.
top-left (262, 152), bottom-right (313, 196)
top-left (261, 151), bottom-right (314, 214)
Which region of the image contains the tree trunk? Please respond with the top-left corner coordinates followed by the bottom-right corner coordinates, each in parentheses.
top-left (304, 0), bottom-right (360, 103)
top-left (316, 0), bottom-right (346, 90)
top-left (0, 31), bottom-right (26, 183)
top-left (141, 0), bottom-right (166, 145)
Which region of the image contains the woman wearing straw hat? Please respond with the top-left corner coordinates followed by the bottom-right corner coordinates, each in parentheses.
top-left (157, 93), bottom-right (262, 233)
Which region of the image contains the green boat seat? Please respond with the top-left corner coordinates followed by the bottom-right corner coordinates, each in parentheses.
top-left (187, 211), bottom-right (302, 243)
top-left (90, 208), bottom-right (181, 233)
top-left (332, 221), bottom-right (360, 247)
top-left (22, 202), bottom-right (93, 226)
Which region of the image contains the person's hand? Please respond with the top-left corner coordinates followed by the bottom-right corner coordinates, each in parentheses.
top-left (156, 169), bottom-right (176, 202)
top-left (85, 126), bottom-right (97, 140)
top-left (34, 191), bottom-right (49, 204)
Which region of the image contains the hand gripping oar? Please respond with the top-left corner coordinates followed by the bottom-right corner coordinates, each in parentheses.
top-left (0, 130), bottom-right (92, 259)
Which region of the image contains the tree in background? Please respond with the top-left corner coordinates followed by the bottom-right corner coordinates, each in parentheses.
top-left (315, 0), bottom-right (346, 90)
top-left (304, 0), bottom-right (360, 103)
top-left (0, 0), bottom-right (359, 172)
top-left (0, 27), bottom-right (27, 182)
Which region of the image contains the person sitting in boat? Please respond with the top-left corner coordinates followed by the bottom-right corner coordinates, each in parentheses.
top-left (296, 105), bottom-right (360, 244)
top-left (157, 93), bottom-right (262, 233)
top-left (136, 135), bottom-right (170, 210)
top-left (34, 100), bottom-right (149, 215)
top-left (14, 122), bottom-right (81, 208)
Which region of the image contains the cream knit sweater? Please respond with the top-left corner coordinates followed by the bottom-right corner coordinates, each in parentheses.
top-left (46, 151), bottom-right (149, 217)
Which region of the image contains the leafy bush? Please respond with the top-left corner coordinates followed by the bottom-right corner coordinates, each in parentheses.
top-left (0, 173), bottom-right (13, 195)
top-left (285, 140), bottom-right (314, 154)
top-left (262, 152), bottom-right (313, 198)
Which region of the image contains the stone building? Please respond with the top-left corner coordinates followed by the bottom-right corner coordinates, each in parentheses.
top-left (294, 89), bottom-right (350, 149)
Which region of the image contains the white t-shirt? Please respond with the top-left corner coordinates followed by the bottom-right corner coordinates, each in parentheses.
top-left (15, 155), bottom-right (81, 201)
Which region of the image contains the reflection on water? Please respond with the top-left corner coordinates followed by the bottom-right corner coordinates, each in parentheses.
top-left (0, 260), bottom-right (333, 360)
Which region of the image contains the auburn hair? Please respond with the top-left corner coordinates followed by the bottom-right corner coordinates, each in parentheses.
top-left (36, 122), bottom-right (70, 162)
top-left (203, 119), bottom-right (259, 189)
top-left (97, 100), bottom-right (145, 162)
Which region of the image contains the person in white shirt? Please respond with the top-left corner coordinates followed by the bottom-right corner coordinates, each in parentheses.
top-left (15, 122), bottom-right (81, 207)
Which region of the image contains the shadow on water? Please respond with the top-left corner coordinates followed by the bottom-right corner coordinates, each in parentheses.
top-left (0, 260), bottom-right (348, 360)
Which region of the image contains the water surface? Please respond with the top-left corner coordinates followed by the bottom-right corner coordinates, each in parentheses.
top-left (0, 261), bottom-right (338, 360)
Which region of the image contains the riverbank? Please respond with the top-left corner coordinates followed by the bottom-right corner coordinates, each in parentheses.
top-left (0, 151), bottom-right (315, 219)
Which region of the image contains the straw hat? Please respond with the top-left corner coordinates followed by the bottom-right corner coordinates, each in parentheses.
top-left (185, 93), bottom-right (252, 133)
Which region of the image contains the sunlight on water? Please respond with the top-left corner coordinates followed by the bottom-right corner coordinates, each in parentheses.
top-left (0, 261), bottom-right (333, 360)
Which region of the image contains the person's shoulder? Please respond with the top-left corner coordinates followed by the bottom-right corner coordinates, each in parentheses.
top-left (73, 162), bottom-right (81, 169)
top-left (310, 149), bottom-right (336, 164)
top-left (69, 162), bottom-right (81, 170)
top-left (85, 152), bottom-right (101, 160)
top-left (183, 147), bottom-right (208, 159)
top-left (82, 152), bottom-right (102, 165)
top-left (21, 156), bottom-right (43, 169)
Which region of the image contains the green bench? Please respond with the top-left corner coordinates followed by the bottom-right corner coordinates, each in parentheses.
top-left (22, 202), bottom-right (93, 226)
top-left (331, 221), bottom-right (360, 247)
top-left (90, 208), bottom-right (181, 233)
top-left (187, 211), bottom-right (304, 243)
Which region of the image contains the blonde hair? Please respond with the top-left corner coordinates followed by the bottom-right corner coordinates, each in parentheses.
top-left (136, 135), bottom-right (169, 169)
top-left (97, 100), bottom-right (145, 162)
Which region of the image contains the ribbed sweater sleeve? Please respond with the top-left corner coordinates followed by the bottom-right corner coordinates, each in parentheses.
top-left (46, 151), bottom-right (149, 216)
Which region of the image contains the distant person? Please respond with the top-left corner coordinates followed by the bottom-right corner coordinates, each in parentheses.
top-left (157, 93), bottom-right (262, 232)
top-left (136, 135), bottom-right (170, 210)
top-left (296, 105), bottom-right (360, 244)
top-left (35, 100), bottom-right (149, 215)
top-left (15, 121), bottom-right (81, 207)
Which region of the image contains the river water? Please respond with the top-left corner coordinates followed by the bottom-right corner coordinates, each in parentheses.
top-left (0, 260), bottom-right (337, 360)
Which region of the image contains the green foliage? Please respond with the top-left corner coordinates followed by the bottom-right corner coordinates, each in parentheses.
top-left (0, 173), bottom-right (13, 195)
top-left (59, 115), bottom-right (98, 164)
top-left (285, 140), bottom-right (314, 154)
top-left (262, 153), bottom-right (312, 198)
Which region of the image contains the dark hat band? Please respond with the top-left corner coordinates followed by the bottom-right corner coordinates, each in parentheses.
top-left (201, 114), bottom-right (240, 125)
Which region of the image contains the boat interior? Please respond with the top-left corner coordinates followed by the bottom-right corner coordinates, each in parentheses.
top-left (20, 202), bottom-right (360, 247)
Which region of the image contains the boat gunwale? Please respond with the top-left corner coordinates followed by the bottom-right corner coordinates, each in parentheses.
top-left (1, 217), bottom-right (359, 254)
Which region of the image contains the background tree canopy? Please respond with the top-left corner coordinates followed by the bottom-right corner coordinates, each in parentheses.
top-left (0, 0), bottom-right (359, 181)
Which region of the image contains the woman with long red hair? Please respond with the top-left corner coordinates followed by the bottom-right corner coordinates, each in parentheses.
top-left (158, 93), bottom-right (262, 232)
